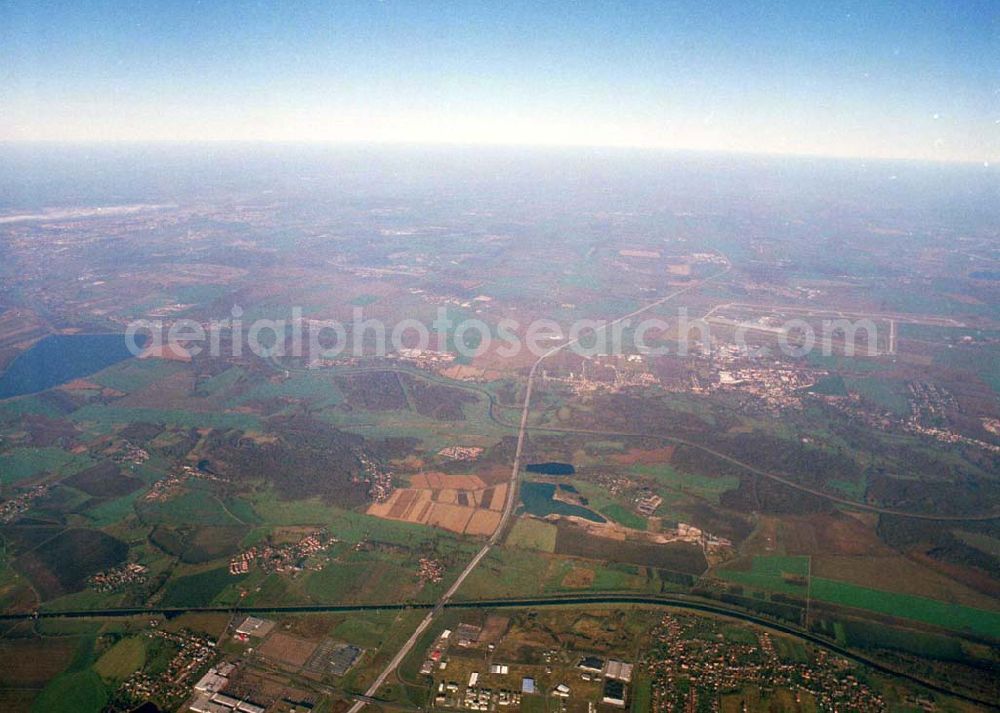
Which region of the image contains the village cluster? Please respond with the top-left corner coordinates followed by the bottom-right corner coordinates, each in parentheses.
top-left (112, 440), bottom-right (150, 465)
top-left (228, 530), bottom-right (334, 576)
top-left (0, 483), bottom-right (48, 523)
top-left (904, 381), bottom-right (1000, 454)
top-left (392, 347), bottom-right (458, 368)
top-left (438, 445), bottom-right (485, 461)
top-left (113, 628), bottom-right (221, 710)
top-left (418, 557), bottom-right (445, 583)
top-left (357, 449), bottom-right (395, 503)
top-left (645, 614), bottom-right (886, 711)
top-left (144, 463), bottom-right (229, 502)
top-left (87, 562), bottom-right (148, 592)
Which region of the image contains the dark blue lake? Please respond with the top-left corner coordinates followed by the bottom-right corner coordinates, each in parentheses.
top-left (0, 333), bottom-right (138, 399)
top-left (519, 481), bottom-right (605, 523)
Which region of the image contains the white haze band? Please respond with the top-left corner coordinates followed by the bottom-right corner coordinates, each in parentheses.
top-left (124, 306), bottom-right (881, 361)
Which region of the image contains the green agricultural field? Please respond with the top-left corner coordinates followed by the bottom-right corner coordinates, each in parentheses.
top-left (844, 376), bottom-right (910, 414)
top-left (173, 284), bottom-right (229, 304)
top-left (935, 343), bottom-right (1000, 396)
top-left (305, 562), bottom-right (371, 602)
top-left (251, 494), bottom-right (450, 548)
top-left (31, 629), bottom-right (108, 713)
top-left (71, 404), bottom-right (261, 431)
top-left (458, 546), bottom-right (656, 599)
top-left (751, 555), bottom-right (810, 576)
top-left (160, 566), bottom-right (246, 608)
top-left (32, 669), bottom-right (108, 713)
top-left (90, 359), bottom-right (186, 393)
top-left (719, 623), bottom-right (760, 645)
top-left (810, 578), bottom-right (1000, 641)
top-left (630, 675), bottom-right (652, 713)
top-left (321, 403), bottom-right (504, 454)
top-left (598, 503), bottom-right (647, 531)
top-left (587, 563), bottom-right (650, 592)
top-left (840, 620), bottom-right (964, 661)
top-left (80, 490), bottom-right (144, 527)
top-left (772, 636), bottom-right (810, 664)
top-left (195, 366), bottom-right (246, 396)
top-left (717, 555), bottom-right (810, 595)
top-left (239, 572), bottom-right (301, 607)
top-left (520, 696), bottom-right (548, 713)
top-left (629, 464), bottom-right (739, 503)
top-left (0, 447), bottom-right (92, 485)
top-left (93, 637), bottom-right (146, 680)
top-left (456, 547), bottom-right (554, 599)
top-left (333, 611), bottom-right (398, 649)
top-left (0, 394), bottom-right (64, 421)
top-left (306, 547), bottom-right (431, 605)
top-left (219, 496), bottom-right (261, 525)
top-left (506, 517), bottom-right (558, 553)
top-left (150, 524), bottom-right (249, 564)
top-left (42, 586), bottom-right (125, 613)
top-left (227, 370), bottom-right (344, 407)
top-left (137, 489), bottom-right (244, 526)
top-left (719, 556), bottom-right (1000, 639)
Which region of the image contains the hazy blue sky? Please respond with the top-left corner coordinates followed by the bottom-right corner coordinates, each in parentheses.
top-left (2, 0), bottom-right (997, 161)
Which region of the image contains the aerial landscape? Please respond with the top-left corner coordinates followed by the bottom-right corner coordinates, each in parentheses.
top-left (1, 2), bottom-right (998, 713)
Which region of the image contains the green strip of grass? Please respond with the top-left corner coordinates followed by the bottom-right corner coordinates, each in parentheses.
top-left (720, 555), bottom-right (1000, 640)
top-left (630, 676), bottom-right (652, 713)
top-left (810, 578), bottom-right (1000, 640)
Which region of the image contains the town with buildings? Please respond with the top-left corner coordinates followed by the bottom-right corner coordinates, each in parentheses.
top-left (418, 557), bottom-right (445, 583)
top-left (87, 562), bottom-right (148, 592)
top-left (645, 613), bottom-right (887, 711)
top-left (0, 483), bottom-right (48, 523)
top-left (357, 449), bottom-right (395, 503)
top-left (143, 464), bottom-right (230, 503)
top-left (111, 628), bottom-right (222, 711)
top-left (111, 440), bottom-right (151, 465)
top-left (392, 347), bottom-right (458, 369)
top-left (438, 445), bottom-right (485, 461)
top-left (227, 530), bottom-right (334, 576)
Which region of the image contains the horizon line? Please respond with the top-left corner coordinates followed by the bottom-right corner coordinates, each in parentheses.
top-left (0, 138), bottom-right (992, 168)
